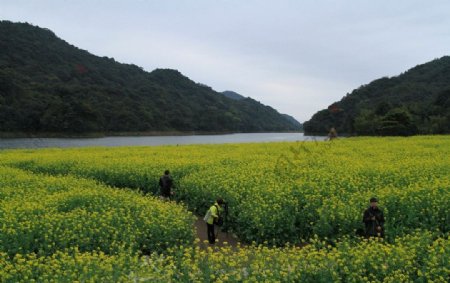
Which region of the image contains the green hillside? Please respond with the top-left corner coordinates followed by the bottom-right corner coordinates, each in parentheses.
top-left (0, 21), bottom-right (301, 135)
top-left (303, 56), bottom-right (450, 136)
top-left (221, 90), bottom-right (245, 100)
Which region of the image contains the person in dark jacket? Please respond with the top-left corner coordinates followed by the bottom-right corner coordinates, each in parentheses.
top-left (363, 197), bottom-right (385, 238)
top-left (159, 170), bottom-right (174, 200)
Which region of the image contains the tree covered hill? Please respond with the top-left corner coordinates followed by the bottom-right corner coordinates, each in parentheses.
top-left (221, 90), bottom-right (245, 100)
top-left (221, 90), bottom-right (302, 129)
top-left (303, 56), bottom-right (450, 136)
top-left (282, 114), bottom-right (303, 129)
top-left (0, 21), bottom-right (301, 135)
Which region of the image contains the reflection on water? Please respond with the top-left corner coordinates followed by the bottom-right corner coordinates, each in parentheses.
top-left (0, 133), bottom-right (326, 149)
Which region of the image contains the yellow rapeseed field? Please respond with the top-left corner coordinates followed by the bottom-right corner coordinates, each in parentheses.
top-left (0, 136), bottom-right (449, 281)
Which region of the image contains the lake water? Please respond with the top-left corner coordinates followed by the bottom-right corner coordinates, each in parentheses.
top-left (0, 133), bottom-right (326, 149)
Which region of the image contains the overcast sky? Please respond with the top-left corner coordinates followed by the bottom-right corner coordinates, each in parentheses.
top-left (2, 0), bottom-right (450, 122)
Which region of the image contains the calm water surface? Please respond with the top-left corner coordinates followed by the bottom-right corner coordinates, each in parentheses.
top-left (0, 133), bottom-right (326, 149)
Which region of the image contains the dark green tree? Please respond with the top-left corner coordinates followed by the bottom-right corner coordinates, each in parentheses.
top-left (378, 108), bottom-right (418, 136)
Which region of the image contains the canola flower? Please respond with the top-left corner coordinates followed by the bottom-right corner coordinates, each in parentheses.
top-left (133, 232), bottom-right (449, 282)
top-left (0, 166), bottom-right (195, 257)
top-left (0, 136), bottom-right (449, 281)
top-left (2, 136), bottom-right (448, 244)
top-left (0, 249), bottom-right (140, 282)
top-left (1, 233), bottom-right (448, 282)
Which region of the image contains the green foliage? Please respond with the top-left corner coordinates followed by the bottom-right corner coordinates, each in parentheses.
top-left (0, 167), bottom-right (195, 257)
top-left (378, 108), bottom-right (418, 136)
top-left (2, 137), bottom-right (449, 245)
top-left (0, 139), bottom-right (449, 281)
top-left (0, 21), bottom-right (300, 135)
top-left (354, 108), bottom-right (418, 136)
top-left (354, 110), bottom-right (380, 135)
top-left (304, 57), bottom-right (450, 135)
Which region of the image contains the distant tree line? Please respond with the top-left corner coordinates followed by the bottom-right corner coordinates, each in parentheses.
top-left (304, 57), bottom-right (450, 136)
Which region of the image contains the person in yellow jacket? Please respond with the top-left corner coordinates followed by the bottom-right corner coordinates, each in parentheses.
top-left (205, 198), bottom-right (225, 244)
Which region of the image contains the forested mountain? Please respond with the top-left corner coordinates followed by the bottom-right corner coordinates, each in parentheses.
top-left (304, 57), bottom-right (450, 136)
top-left (0, 21), bottom-right (301, 135)
top-left (282, 114), bottom-right (303, 129)
top-left (220, 90), bottom-right (301, 129)
top-left (221, 91), bottom-right (245, 100)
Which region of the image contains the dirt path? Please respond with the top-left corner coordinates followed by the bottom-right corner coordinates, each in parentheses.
top-left (194, 216), bottom-right (243, 249)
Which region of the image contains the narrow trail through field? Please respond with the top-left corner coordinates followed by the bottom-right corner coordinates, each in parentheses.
top-left (194, 216), bottom-right (242, 249)
top-left (6, 165), bottom-right (244, 249)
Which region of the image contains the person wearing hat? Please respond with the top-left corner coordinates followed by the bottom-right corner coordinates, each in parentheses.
top-left (362, 197), bottom-right (385, 238)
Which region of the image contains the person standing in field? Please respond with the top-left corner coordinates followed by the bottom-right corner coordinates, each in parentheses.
top-left (204, 198), bottom-right (225, 244)
top-left (328, 127), bottom-right (338, 140)
top-left (159, 170), bottom-right (174, 200)
top-left (363, 197), bottom-right (385, 238)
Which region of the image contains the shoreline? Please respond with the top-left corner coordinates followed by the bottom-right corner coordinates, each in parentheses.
top-left (0, 131), bottom-right (303, 139)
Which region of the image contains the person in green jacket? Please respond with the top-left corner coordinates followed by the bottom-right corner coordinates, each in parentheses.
top-left (205, 198), bottom-right (225, 244)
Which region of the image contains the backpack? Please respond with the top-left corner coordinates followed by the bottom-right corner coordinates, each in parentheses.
top-left (213, 205), bottom-right (224, 226)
